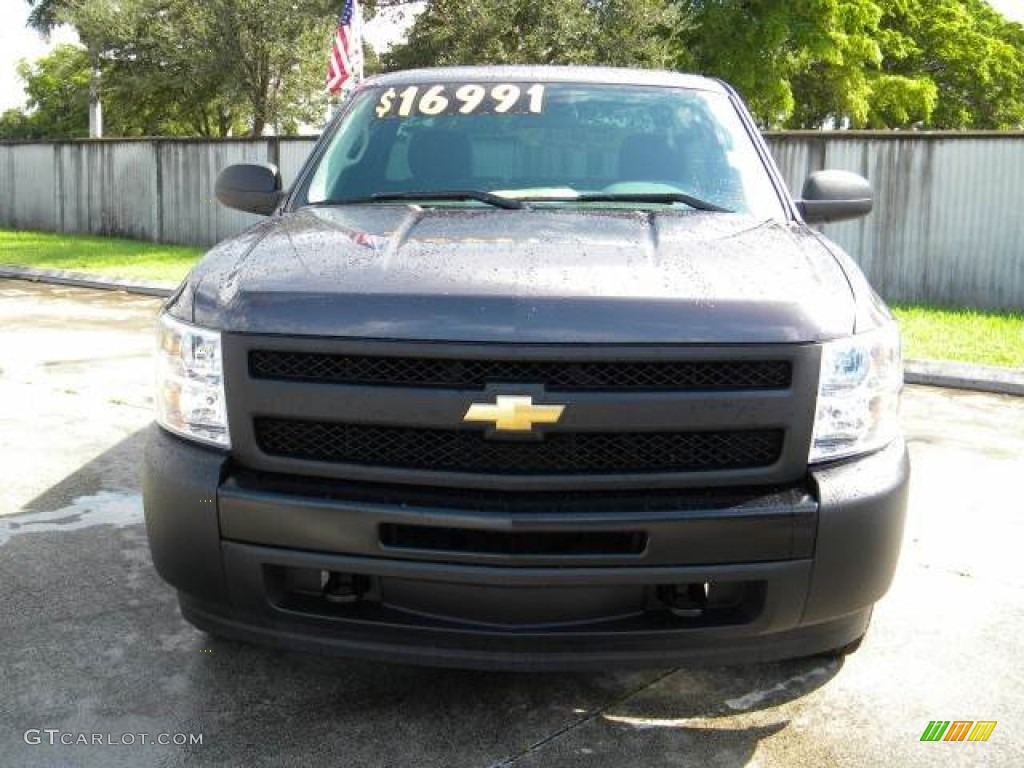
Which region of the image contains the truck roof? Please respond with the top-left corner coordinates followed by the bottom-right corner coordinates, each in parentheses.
top-left (361, 66), bottom-right (728, 94)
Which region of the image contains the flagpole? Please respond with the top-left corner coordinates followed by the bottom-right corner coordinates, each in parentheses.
top-left (325, 0), bottom-right (364, 123)
top-left (356, 0), bottom-right (364, 84)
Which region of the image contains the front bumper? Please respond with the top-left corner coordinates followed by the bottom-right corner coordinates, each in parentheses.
top-left (143, 426), bottom-right (909, 669)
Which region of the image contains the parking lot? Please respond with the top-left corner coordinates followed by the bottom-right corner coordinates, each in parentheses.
top-left (1, 280), bottom-right (1021, 767)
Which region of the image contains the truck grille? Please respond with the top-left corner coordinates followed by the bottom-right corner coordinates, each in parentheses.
top-left (249, 351), bottom-right (792, 392)
top-left (253, 418), bottom-right (783, 475)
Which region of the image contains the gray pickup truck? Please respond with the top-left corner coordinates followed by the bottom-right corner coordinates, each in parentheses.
top-left (144, 66), bottom-right (909, 670)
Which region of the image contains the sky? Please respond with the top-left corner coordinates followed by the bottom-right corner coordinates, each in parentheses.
top-left (1, 0), bottom-right (1022, 113)
top-left (0, 0), bottom-right (78, 111)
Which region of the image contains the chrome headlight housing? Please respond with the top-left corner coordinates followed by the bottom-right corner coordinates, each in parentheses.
top-left (810, 323), bottom-right (902, 463)
top-left (156, 313), bottom-right (230, 448)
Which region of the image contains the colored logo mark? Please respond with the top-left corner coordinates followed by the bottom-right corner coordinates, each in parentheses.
top-left (920, 721), bottom-right (997, 742)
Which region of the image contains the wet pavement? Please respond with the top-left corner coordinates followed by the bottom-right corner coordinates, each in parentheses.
top-left (1, 280), bottom-right (1022, 767)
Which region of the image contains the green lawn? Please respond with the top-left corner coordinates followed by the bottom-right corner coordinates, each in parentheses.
top-left (892, 305), bottom-right (1023, 368)
top-left (0, 228), bottom-right (202, 283)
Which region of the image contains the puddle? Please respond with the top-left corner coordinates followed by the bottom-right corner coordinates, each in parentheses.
top-left (1, 491), bottom-right (142, 547)
top-left (604, 714), bottom-right (709, 730)
top-left (723, 664), bottom-right (833, 711)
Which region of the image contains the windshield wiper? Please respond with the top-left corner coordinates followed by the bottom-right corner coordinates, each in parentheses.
top-left (518, 192), bottom-right (732, 213)
top-left (310, 190), bottom-right (523, 210)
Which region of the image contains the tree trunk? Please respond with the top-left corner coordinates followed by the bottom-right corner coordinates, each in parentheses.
top-left (88, 52), bottom-right (103, 138)
top-left (217, 105), bottom-right (233, 137)
top-left (251, 112), bottom-right (266, 137)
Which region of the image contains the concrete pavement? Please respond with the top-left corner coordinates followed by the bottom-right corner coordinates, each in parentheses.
top-left (1, 280), bottom-right (1021, 767)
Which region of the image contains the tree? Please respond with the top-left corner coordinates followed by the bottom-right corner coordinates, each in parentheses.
top-left (26, 0), bottom-right (104, 136)
top-left (23, 0), bottom-right (1023, 136)
top-left (26, 0), bottom-right (68, 34)
top-left (875, 0), bottom-right (1024, 128)
top-left (204, 0), bottom-right (337, 135)
top-left (862, 74), bottom-right (938, 128)
top-left (68, 0), bottom-right (248, 136)
top-left (676, 0), bottom-right (1024, 129)
top-left (678, 0), bottom-right (888, 128)
top-left (0, 45), bottom-right (90, 139)
top-left (589, 0), bottom-right (692, 69)
top-left (385, 0), bottom-right (690, 71)
top-left (24, 0), bottom-right (346, 137)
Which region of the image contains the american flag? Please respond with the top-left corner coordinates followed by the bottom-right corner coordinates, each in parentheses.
top-left (326, 0), bottom-right (364, 95)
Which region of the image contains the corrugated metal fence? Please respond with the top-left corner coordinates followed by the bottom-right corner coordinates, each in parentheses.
top-left (769, 132), bottom-right (1024, 312)
top-left (2, 133), bottom-right (1023, 310)
top-left (0, 138), bottom-right (316, 249)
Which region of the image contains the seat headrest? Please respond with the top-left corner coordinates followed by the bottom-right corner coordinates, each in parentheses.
top-left (618, 134), bottom-right (677, 180)
top-left (408, 129), bottom-right (472, 185)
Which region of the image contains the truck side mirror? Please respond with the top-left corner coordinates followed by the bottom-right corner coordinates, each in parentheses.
top-left (215, 163), bottom-right (283, 216)
top-left (797, 170), bottom-right (873, 224)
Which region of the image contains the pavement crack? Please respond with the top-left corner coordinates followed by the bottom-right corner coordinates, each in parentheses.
top-left (486, 667), bottom-right (680, 768)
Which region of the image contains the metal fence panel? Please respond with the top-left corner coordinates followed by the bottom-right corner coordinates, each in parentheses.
top-left (0, 145), bottom-right (14, 227)
top-left (765, 134), bottom-right (1024, 311)
top-left (55, 142), bottom-right (160, 240)
top-left (157, 140), bottom-right (275, 247)
top-left (4, 144), bottom-right (55, 232)
top-left (278, 138), bottom-right (318, 190)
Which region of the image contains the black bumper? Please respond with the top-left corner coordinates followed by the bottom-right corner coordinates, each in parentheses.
top-left (143, 426), bottom-right (909, 669)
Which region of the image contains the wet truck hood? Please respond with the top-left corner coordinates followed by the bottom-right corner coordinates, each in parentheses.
top-left (183, 206), bottom-right (856, 343)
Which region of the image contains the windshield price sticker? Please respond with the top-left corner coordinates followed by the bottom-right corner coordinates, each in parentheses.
top-left (374, 83), bottom-right (545, 119)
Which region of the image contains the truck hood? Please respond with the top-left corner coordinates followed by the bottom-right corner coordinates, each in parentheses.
top-left (186, 206), bottom-right (856, 343)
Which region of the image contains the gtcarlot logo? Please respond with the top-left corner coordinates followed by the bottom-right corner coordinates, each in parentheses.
top-left (24, 729), bottom-right (203, 746)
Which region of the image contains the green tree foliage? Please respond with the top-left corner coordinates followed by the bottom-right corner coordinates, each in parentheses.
top-left (875, 0), bottom-right (1024, 128)
top-left (385, 0), bottom-right (690, 71)
top-left (203, 0), bottom-right (337, 135)
top-left (679, 0), bottom-right (889, 128)
top-left (682, 0), bottom-right (1024, 129)
top-left (862, 73), bottom-right (938, 128)
top-left (62, 0), bottom-right (245, 136)
top-left (26, 0), bottom-right (67, 33)
top-left (388, 0), bottom-right (1024, 130)
top-left (17, 0), bottom-right (1024, 134)
top-left (0, 42), bottom-right (232, 139)
top-left (19, 0), bottom-right (346, 137)
top-left (0, 45), bottom-right (90, 139)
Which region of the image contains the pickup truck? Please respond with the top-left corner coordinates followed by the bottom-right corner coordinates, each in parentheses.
top-left (144, 66), bottom-right (909, 669)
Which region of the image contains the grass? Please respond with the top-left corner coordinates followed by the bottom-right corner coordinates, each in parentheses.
top-left (0, 228), bottom-right (202, 283)
top-left (892, 305), bottom-right (1023, 368)
top-left (1, 228), bottom-right (1021, 368)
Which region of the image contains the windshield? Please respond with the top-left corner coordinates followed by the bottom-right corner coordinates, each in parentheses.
top-left (299, 81), bottom-right (786, 219)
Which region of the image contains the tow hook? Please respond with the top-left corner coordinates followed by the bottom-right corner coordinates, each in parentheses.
top-left (658, 583), bottom-right (709, 618)
top-left (323, 572), bottom-right (364, 604)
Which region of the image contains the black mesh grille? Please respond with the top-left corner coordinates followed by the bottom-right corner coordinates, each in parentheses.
top-left (249, 351), bottom-right (791, 392)
top-left (253, 419), bottom-right (783, 474)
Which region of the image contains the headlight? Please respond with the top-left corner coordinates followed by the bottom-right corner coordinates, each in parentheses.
top-left (156, 313), bottom-right (230, 448)
top-left (810, 323), bottom-right (902, 463)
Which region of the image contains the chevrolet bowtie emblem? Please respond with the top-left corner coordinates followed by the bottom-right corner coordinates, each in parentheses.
top-left (463, 395), bottom-right (565, 432)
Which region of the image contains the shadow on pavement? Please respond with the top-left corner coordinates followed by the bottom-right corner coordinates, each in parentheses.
top-left (21, 428), bottom-right (149, 514)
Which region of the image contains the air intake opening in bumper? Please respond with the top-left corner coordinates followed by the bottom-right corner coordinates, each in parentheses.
top-left (379, 524), bottom-right (647, 557)
top-left (264, 565), bottom-right (766, 630)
